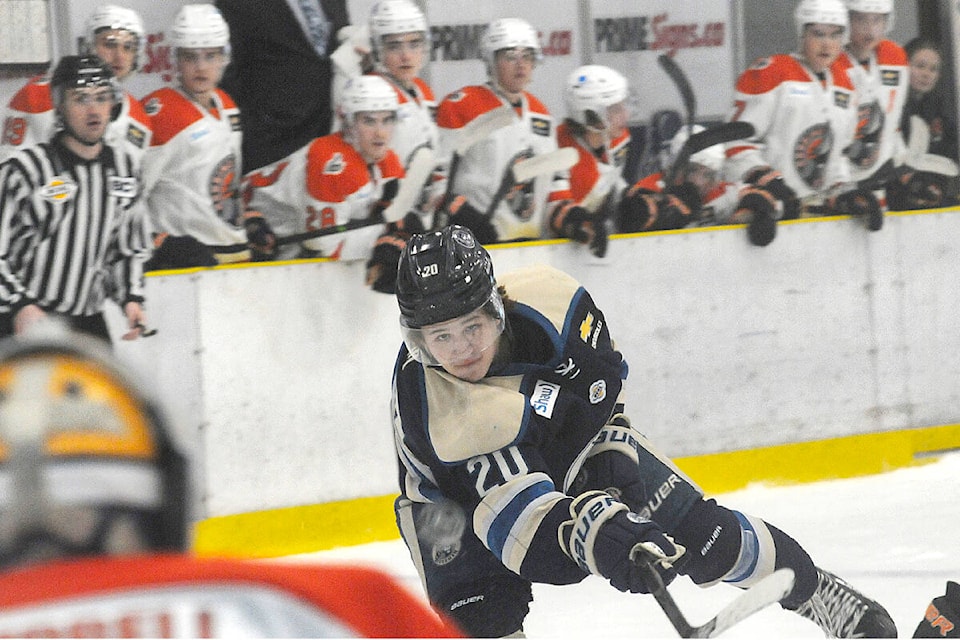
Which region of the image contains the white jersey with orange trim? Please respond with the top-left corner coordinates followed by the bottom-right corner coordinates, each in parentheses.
top-left (141, 87), bottom-right (244, 246)
top-left (0, 555), bottom-right (463, 638)
top-left (0, 75), bottom-right (152, 165)
top-left (375, 73), bottom-right (438, 167)
top-left (726, 54), bottom-right (858, 199)
top-left (436, 83), bottom-right (571, 242)
top-left (242, 132), bottom-right (405, 260)
top-left (557, 121), bottom-right (630, 214)
top-left (834, 40), bottom-right (909, 183)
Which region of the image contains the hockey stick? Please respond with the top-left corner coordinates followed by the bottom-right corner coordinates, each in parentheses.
top-left (208, 152), bottom-right (433, 255)
top-left (634, 553), bottom-right (795, 638)
top-left (658, 54), bottom-right (696, 135)
top-left (483, 147), bottom-right (579, 218)
top-left (665, 121), bottom-right (755, 185)
top-left (437, 105), bottom-right (517, 224)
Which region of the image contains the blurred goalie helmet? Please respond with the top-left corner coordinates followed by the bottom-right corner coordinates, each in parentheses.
top-left (0, 329), bottom-right (188, 570)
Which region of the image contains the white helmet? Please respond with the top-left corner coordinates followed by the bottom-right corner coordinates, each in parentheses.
top-left (85, 5), bottom-right (145, 71)
top-left (668, 125), bottom-right (725, 174)
top-left (481, 17), bottom-right (542, 68)
top-left (795, 0), bottom-right (849, 41)
top-left (565, 65), bottom-right (628, 132)
top-left (339, 75), bottom-right (399, 124)
top-left (170, 4), bottom-right (230, 52)
top-left (845, 0), bottom-right (894, 32)
top-left (370, 0), bottom-right (428, 60)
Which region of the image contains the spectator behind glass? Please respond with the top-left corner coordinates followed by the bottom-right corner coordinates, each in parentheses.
top-left (0, 327), bottom-right (464, 638)
top-left (0, 4), bottom-right (152, 166)
top-left (901, 38), bottom-right (959, 162)
top-left (216, 0), bottom-right (351, 172)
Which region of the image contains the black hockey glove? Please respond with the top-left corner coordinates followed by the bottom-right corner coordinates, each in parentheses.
top-left (744, 166), bottom-right (801, 220)
top-left (617, 182), bottom-right (701, 233)
top-left (886, 169), bottom-right (951, 212)
top-left (830, 188), bottom-right (884, 231)
top-left (368, 177), bottom-right (401, 221)
top-left (550, 202), bottom-right (608, 258)
top-left (733, 188), bottom-right (778, 247)
top-left (145, 234), bottom-right (218, 271)
top-left (559, 491), bottom-right (684, 594)
top-left (243, 214), bottom-right (277, 261)
top-left (446, 196), bottom-right (498, 244)
top-left (366, 233), bottom-right (408, 294)
top-left (913, 581), bottom-right (960, 638)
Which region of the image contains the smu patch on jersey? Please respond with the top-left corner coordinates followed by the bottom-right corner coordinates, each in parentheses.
top-left (38, 176), bottom-right (78, 202)
top-left (531, 380), bottom-right (560, 418)
top-left (881, 69), bottom-right (901, 86)
top-left (531, 117), bottom-right (551, 137)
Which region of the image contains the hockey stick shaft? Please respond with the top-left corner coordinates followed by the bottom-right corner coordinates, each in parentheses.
top-left (483, 147), bottom-right (579, 218)
top-left (665, 121), bottom-right (755, 184)
top-left (634, 551), bottom-right (795, 638)
top-left (658, 54), bottom-right (696, 133)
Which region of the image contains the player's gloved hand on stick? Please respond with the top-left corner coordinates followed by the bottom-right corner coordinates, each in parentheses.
top-left (886, 169), bottom-right (950, 211)
top-left (733, 187), bottom-right (778, 247)
top-left (243, 212), bottom-right (277, 261)
top-left (551, 202), bottom-right (608, 258)
top-left (446, 196), bottom-right (498, 244)
top-left (617, 182), bottom-right (701, 233)
top-left (830, 188), bottom-right (884, 231)
top-left (366, 213), bottom-right (424, 294)
top-left (744, 166), bottom-right (801, 220)
top-left (559, 490), bottom-right (684, 593)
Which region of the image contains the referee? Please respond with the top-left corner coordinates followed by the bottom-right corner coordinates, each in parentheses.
top-left (0, 55), bottom-right (152, 343)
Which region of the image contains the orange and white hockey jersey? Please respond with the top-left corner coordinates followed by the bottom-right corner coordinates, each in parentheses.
top-left (834, 40), bottom-right (909, 183)
top-left (558, 121), bottom-right (630, 213)
top-left (242, 132), bottom-right (405, 260)
top-left (0, 74), bottom-right (152, 165)
top-left (141, 87), bottom-right (244, 247)
top-left (0, 555), bottom-right (463, 638)
top-left (376, 73), bottom-right (438, 167)
top-left (726, 54), bottom-right (858, 199)
top-left (436, 84), bottom-right (571, 242)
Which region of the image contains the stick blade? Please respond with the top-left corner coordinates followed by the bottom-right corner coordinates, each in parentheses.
top-left (667, 121), bottom-right (755, 183)
top-left (693, 568), bottom-right (795, 638)
top-left (512, 147), bottom-right (579, 183)
top-left (453, 105), bottom-right (515, 155)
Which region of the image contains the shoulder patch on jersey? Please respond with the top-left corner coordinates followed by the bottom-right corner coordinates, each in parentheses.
top-left (38, 176), bottom-right (78, 203)
top-left (531, 117), bottom-right (551, 137)
top-left (228, 112), bottom-right (241, 132)
top-left (323, 152), bottom-right (346, 175)
top-left (748, 56), bottom-right (773, 71)
top-left (834, 90), bottom-right (851, 109)
top-left (143, 97), bottom-right (161, 117)
top-left (126, 124), bottom-right (147, 149)
top-left (881, 69), bottom-right (901, 87)
top-left (446, 90), bottom-right (466, 103)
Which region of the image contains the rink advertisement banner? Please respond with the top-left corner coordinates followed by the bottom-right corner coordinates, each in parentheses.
top-left (588, 0), bottom-right (735, 122)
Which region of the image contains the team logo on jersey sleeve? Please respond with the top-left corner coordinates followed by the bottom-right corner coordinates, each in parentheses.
top-left (38, 176), bottom-right (78, 202)
top-left (589, 379), bottom-right (607, 404)
top-left (143, 97), bottom-right (162, 116)
top-left (323, 152), bottom-right (346, 175)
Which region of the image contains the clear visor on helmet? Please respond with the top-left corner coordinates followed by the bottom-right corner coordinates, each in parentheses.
top-left (400, 290), bottom-right (506, 367)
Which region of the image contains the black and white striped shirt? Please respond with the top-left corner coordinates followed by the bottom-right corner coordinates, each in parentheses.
top-left (0, 135), bottom-right (152, 317)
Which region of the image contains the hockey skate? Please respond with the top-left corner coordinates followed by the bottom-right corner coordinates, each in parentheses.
top-left (792, 568), bottom-right (897, 638)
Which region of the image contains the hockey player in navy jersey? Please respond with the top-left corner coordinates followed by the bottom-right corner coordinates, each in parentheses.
top-left (390, 224), bottom-right (897, 638)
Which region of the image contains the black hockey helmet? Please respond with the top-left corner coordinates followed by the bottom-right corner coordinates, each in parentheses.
top-left (0, 327), bottom-right (189, 569)
top-left (50, 55), bottom-right (122, 120)
top-left (396, 225), bottom-right (496, 329)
